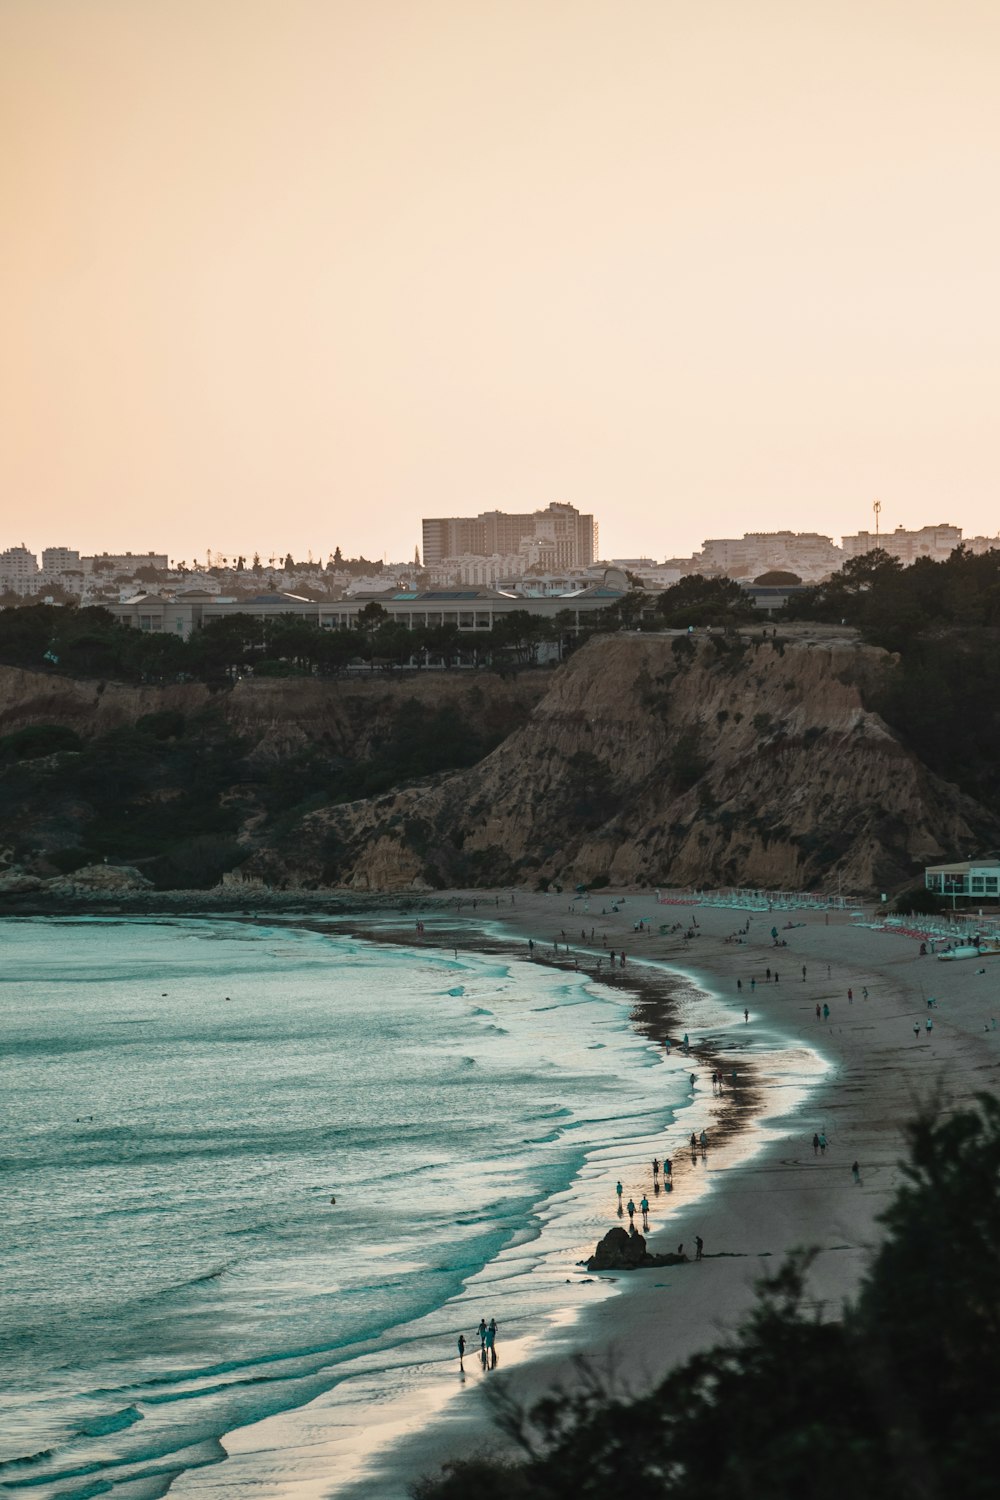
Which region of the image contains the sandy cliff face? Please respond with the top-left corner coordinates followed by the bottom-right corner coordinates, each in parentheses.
top-left (249, 632), bottom-right (997, 894)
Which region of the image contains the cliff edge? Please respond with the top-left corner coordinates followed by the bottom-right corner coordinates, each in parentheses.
top-left (247, 631), bottom-right (997, 893)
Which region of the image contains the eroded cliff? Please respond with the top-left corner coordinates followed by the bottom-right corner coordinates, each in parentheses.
top-left (246, 631), bottom-right (997, 893)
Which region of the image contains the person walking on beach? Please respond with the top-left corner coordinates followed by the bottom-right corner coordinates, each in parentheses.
top-left (823, 1003), bottom-right (830, 1021)
top-left (815, 1003), bottom-right (821, 1019)
top-left (848, 988), bottom-right (853, 1004)
top-left (652, 1157), bottom-right (660, 1181)
top-left (737, 978), bottom-right (742, 992)
top-left (478, 1318), bottom-right (487, 1352)
top-left (640, 1194), bottom-right (649, 1229)
top-left (616, 1179), bottom-right (623, 1210)
top-left (913, 1021), bottom-right (921, 1039)
top-left (690, 1072), bottom-right (696, 1090)
top-left (812, 1132), bottom-right (820, 1156)
top-left (852, 1161), bottom-right (862, 1184)
top-left (695, 1235), bottom-right (704, 1261)
top-left (457, 1333), bottom-right (466, 1368)
top-left (744, 1008), bottom-right (749, 1023)
top-left (818, 1131), bottom-right (827, 1155)
top-left (700, 1128), bottom-right (709, 1153)
top-left (627, 1197), bottom-right (636, 1224)
top-left (802, 965), bottom-right (807, 981)
top-left (750, 977), bottom-right (756, 993)
top-left (664, 1156), bottom-right (672, 1181)
top-left (484, 1321), bottom-right (496, 1368)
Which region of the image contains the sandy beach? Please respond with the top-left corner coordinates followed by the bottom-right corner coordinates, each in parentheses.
top-left (166, 889), bottom-right (1000, 1499)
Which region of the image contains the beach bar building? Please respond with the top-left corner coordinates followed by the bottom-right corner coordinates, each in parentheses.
top-left (924, 859), bottom-right (1000, 901)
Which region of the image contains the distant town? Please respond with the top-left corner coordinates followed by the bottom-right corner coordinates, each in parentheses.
top-left (2, 509), bottom-right (998, 639)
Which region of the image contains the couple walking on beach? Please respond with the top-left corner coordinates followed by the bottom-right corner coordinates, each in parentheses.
top-left (459, 1318), bottom-right (499, 1370)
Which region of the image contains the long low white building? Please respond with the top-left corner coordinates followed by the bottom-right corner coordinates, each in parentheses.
top-left (924, 859), bottom-right (1000, 900)
top-left (107, 575), bottom-right (631, 641)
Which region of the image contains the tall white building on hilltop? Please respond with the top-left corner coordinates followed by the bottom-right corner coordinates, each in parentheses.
top-left (695, 531), bottom-right (844, 582)
top-left (841, 524), bottom-right (962, 564)
top-left (0, 544), bottom-right (40, 595)
top-left (41, 547), bottom-right (81, 573)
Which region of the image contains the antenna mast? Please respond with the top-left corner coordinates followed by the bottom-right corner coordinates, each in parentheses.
top-left (873, 499), bottom-right (881, 549)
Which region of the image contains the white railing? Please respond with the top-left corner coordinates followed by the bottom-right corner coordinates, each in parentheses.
top-left (873, 911), bottom-right (1000, 945)
top-left (655, 886), bottom-right (863, 912)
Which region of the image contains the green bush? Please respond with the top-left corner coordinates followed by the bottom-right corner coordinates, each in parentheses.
top-left (150, 835), bottom-right (246, 890)
top-left (47, 846), bottom-right (93, 874)
top-left (894, 885), bottom-right (945, 915)
top-left (0, 724), bottom-right (83, 761)
top-left (136, 710), bottom-right (186, 740)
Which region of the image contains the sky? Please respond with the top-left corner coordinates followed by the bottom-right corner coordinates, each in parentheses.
top-left (3, 0), bottom-right (999, 566)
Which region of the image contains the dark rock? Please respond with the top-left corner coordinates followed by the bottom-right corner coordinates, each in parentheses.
top-left (586, 1226), bottom-right (688, 1272)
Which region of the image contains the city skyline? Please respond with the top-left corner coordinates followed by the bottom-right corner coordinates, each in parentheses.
top-left (5, 2), bottom-right (1000, 563)
top-left (2, 512), bottom-right (998, 572)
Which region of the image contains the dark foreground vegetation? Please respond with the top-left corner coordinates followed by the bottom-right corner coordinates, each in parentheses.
top-left (415, 1096), bottom-right (1000, 1500)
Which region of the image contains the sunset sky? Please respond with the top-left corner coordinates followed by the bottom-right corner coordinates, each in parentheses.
top-left (3, 0), bottom-right (998, 565)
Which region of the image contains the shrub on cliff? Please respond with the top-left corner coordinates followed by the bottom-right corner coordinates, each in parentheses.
top-left (414, 1097), bottom-right (1000, 1500)
top-left (0, 724), bottom-right (82, 761)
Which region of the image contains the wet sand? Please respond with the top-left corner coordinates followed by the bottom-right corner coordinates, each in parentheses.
top-left (304, 891), bottom-right (1000, 1498)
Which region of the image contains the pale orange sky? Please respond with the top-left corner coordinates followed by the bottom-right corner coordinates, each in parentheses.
top-left (3, 0), bottom-right (999, 565)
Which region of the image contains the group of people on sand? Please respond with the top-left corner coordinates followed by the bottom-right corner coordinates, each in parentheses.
top-left (457, 1317), bottom-right (499, 1370)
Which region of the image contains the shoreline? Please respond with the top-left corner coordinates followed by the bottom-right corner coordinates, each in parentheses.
top-left (209, 888), bottom-right (1000, 1500)
top-left (163, 902), bottom-right (829, 1500)
top-left (14, 891), bottom-right (998, 1498)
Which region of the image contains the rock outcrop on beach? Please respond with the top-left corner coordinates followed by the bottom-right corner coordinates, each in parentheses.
top-left (246, 630), bottom-right (999, 894)
top-left (586, 1227), bottom-right (687, 1271)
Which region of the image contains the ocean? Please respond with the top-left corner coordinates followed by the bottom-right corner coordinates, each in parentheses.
top-left (0, 916), bottom-right (695, 1499)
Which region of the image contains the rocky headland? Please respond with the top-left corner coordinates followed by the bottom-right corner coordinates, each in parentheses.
top-left (244, 630), bottom-right (997, 894)
top-left (0, 627), bottom-right (995, 900)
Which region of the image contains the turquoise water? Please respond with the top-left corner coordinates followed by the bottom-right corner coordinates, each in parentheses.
top-left (0, 917), bottom-right (687, 1498)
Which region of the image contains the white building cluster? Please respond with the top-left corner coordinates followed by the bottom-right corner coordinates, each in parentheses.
top-left (4, 517), bottom-right (999, 614)
top-left (0, 545), bottom-right (170, 599)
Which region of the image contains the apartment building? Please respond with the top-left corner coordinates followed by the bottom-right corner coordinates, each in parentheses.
top-left (41, 547), bottom-right (81, 573)
top-left (696, 531), bottom-right (843, 582)
top-left (422, 503), bottom-right (597, 569)
top-left (0, 545), bottom-right (40, 595)
top-left (81, 551), bottom-right (169, 574)
top-left (841, 525), bottom-right (962, 564)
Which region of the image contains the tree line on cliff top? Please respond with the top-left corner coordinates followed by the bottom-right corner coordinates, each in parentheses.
top-left (784, 547), bottom-right (1000, 822)
top-left (0, 600), bottom-right (602, 681)
top-left (0, 578), bottom-right (759, 685)
top-left (414, 1095), bottom-right (1000, 1500)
